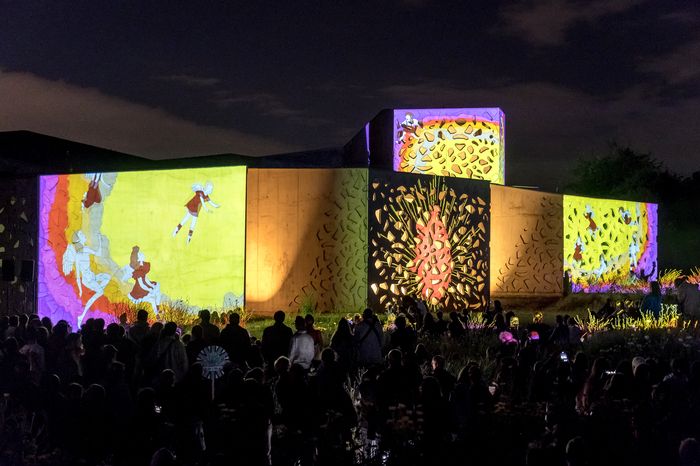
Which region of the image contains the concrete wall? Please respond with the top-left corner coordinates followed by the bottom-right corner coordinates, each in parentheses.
top-left (490, 185), bottom-right (563, 297)
top-left (0, 176), bottom-right (37, 315)
top-left (245, 168), bottom-right (368, 314)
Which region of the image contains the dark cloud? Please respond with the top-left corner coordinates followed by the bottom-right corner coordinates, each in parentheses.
top-left (497, 0), bottom-right (645, 46)
top-left (153, 74), bottom-right (222, 87)
top-left (639, 36), bottom-right (700, 85)
top-left (0, 71), bottom-right (295, 158)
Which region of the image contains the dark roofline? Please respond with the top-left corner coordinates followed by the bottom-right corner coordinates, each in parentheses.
top-left (0, 130), bottom-right (149, 176)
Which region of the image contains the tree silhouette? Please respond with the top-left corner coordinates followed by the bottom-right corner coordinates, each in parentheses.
top-left (566, 144), bottom-right (700, 270)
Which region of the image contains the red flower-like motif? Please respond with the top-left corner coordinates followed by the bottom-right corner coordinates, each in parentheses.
top-left (411, 205), bottom-right (453, 303)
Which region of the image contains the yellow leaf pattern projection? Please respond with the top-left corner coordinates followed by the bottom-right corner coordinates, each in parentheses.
top-left (369, 171), bottom-right (490, 311)
top-left (563, 195), bottom-right (658, 292)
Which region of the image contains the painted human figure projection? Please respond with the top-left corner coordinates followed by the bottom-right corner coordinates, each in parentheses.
top-left (572, 236), bottom-right (584, 264)
top-left (619, 207), bottom-right (634, 225)
top-left (584, 205), bottom-right (597, 237)
top-left (593, 253), bottom-right (608, 278)
top-left (127, 248), bottom-right (162, 315)
top-left (62, 231), bottom-right (111, 327)
top-left (82, 173), bottom-right (112, 210)
top-left (629, 232), bottom-right (640, 269)
top-left (172, 182), bottom-right (220, 244)
top-left (396, 112), bottom-right (421, 144)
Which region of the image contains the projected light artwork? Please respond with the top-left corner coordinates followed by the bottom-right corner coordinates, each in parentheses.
top-left (369, 172), bottom-right (490, 310)
top-left (393, 108), bottom-right (505, 184)
top-left (38, 167), bottom-right (247, 327)
top-left (563, 195), bottom-right (658, 292)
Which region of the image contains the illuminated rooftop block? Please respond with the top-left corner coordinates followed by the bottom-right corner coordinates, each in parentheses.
top-left (392, 108), bottom-right (505, 184)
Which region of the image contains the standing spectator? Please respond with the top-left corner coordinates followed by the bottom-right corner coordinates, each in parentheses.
top-left (19, 326), bottom-right (45, 385)
top-left (149, 322), bottom-right (188, 382)
top-left (434, 311), bottom-right (448, 335)
top-left (353, 308), bottom-right (383, 367)
top-left (305, 314), bottom-right (323, 362)
top-left (219, 312), bottom-right (251, 366)
top-left (56, 333), bottom-right (84, 385)
top-left (330, 317), bottom-right (355, 372)
top-left (679, 438), bottom-right (700, 466)
top-left (389, 314), bottom-right (416, 355)
top-left (46, 320), bottom-right (68, 373)
top-left (641, 281), bottom-right (663, 318)
top-left (198, 309), bottom-right (220, 345)
top-left (430, 355), bottom-right (456, 395)
top-left (676, 277), bottom-right (700, 321)
top-left (567, 315), bottom-right (582, 344)
top-left (549, 315), bottom-right (570, 344)
top-left (262, 310), bottom-right (294, 366)
top-left (185, 325), bottom-right (207, 366)
top-left (4, 315), bottom-right (18, 340)
top-left (289, 316), bottom-right (314, 370)
top-left (128, 309), bottom-right (150, 345)
top-left (448, 311), bottom-right (465, 339)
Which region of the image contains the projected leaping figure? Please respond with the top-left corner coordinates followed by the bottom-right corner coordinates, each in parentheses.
top-left (396, 112), bottom-right (421, 144)
top-left (619, 207), bottom-right (634, 225)
top-left (62, 231), bottom-right (111, 327)
top-left (584, 205), bottom-right (597, 237)
top-left (572, 236), bottom-right (584, 265)
top-left (127, 249), bottom-right (162, 315)
top-left (629, 232), bottom-right (640, 270)
top-left (172, 182), bottom-right (220, 244)
top-left (82, 173), bottom-right (112, 210)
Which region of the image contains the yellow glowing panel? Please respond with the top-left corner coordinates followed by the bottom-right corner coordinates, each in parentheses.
top-left (563, 195), bottom-right (658, 292)
top-left (38, 167), bottom-right (246, 326)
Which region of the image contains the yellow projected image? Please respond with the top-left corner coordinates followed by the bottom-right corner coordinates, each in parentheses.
top-left (101, 167), bottom-right (247, 307)
top-left (38, 166), bottom-right (246, 327)
top-left (563, 195), bottom-right (658, 292)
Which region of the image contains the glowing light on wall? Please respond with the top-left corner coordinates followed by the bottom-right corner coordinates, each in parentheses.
top-left (245, 168), bottom-right (368, 313)
top-left (38, 167), bottom-right (247, 327)
top-left (563, 195), bottom-right (658, 292)
top-left (490, 186), bottom-right (563, 296)
top-left (393, 108), bottom-right (505, 184)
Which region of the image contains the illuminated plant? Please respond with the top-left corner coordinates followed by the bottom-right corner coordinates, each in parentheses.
top-left (579, 304), bottom-right (681, 335)
top-left (687, 267), bottom-right (700, 286)
top-left (464, 311), bottom-right (490, 330)
top-left (659, 268), bottom-right (684, 289)
top-left (574, 309), bottom-right (611, 337)
top-left (370, 176), bottom-right (489, 310)
top-left (156, 301), bottom-right (200, 330)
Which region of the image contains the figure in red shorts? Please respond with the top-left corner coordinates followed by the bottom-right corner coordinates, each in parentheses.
top-left (172, 181), bottom-right (220, 244)
top-left (128, 250), bottom-right (162, 315)
top-left (82, 173), bottom-right (112, 210)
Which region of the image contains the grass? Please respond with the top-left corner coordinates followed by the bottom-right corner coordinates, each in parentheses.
top-left (243, 312), bottom-right (350, 342)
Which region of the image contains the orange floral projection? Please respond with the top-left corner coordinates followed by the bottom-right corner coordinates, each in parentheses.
top-left (369, 171), bottom-right (490, 310)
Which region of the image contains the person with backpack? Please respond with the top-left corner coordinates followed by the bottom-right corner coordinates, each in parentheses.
top-left (353, 308), bottom-right (383, 367)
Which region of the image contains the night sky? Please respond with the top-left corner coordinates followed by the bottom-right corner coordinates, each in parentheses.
top-left (1, 0), bottom-right (698, 190)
